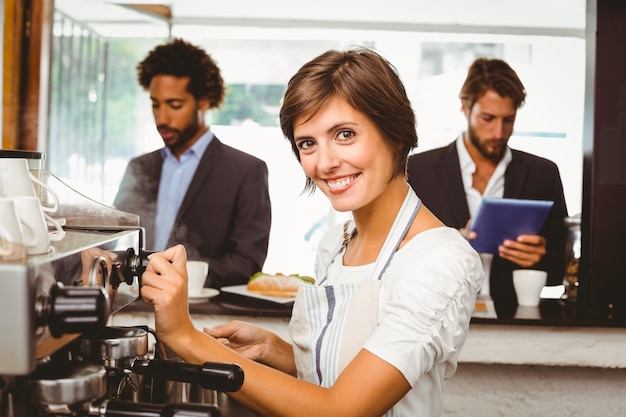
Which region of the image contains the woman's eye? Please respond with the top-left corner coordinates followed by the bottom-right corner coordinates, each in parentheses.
top-left (337, 130), bottom-right (354, 141)
top-left (296, 140), bottom-right (315, 150)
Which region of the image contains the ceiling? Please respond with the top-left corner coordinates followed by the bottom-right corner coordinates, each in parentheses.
top-left (54, 0), bottom-right (588, 39)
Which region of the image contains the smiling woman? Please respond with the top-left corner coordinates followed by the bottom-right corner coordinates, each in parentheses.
top-left (137, 46), bottom-right (483, 417)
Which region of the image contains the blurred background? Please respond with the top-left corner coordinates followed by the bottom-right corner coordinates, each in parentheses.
top-left (3, 0), bottom-right (587, 276)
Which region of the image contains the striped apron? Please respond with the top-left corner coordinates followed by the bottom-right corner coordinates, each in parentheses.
top-left (290, 189), bottom-right (421, 393)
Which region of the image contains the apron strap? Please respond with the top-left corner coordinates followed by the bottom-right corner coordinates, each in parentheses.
top-left (327, 187), bottom-right (421, 282)
top-left (369, 188), bottom-right (421, 280)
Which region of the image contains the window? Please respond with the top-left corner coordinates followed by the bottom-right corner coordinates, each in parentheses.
top-left (46, 22), bottom-right (585, 277)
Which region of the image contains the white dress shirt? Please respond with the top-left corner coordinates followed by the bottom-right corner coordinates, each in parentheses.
top-left (456, 134), bottom-right (511, 295)
top-left (153, 130), bottom-right (213, 250)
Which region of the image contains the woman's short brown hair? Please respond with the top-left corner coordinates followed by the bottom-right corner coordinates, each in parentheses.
top-left (279, 48), bottom-right (418, 192)
top-left (459, 58), bottom-right (526, 110)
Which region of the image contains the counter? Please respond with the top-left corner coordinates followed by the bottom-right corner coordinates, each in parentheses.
top-left (113, 294), bottom-right (626, 417)
top-left (120, 292), bottom-right (293, 316)
top-left (445, 323), bottom-right (626, 417)
top-left (115, 293), bottom-right (293, 340)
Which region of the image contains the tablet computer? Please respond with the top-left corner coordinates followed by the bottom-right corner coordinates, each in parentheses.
top-left (469, 198), bottom-right (554, 254)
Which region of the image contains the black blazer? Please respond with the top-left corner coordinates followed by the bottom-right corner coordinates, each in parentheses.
top-left (113, 137), bottom-right (271, 289)
top-left (407, 141), bottom-right (568, 317)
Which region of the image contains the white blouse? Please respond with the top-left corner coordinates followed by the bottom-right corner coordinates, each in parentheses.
top-left (314, 225), bottom-right (483, 417)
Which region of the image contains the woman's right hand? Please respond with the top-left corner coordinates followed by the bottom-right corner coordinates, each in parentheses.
top-left (140, 244), bottom-right (195, 346)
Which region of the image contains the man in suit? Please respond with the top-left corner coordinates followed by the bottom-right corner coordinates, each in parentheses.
top-left (407, 58), bottom-right (567, 317)
top-left (114, 38), bottom-right (271, 289)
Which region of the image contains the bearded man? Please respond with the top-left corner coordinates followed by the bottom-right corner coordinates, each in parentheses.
top-left (407, 58), bottom-right (567, 317)
top-left (114, 39), bottom-right (271, 289)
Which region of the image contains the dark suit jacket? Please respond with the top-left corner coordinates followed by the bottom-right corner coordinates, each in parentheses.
top-left (407, 141), bottom-right (567, 317)
top-left (113, 137), bottom-right (271, 289)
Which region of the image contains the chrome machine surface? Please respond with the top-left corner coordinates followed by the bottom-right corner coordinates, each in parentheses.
top-left (0, 153), bottom-right (242, 416)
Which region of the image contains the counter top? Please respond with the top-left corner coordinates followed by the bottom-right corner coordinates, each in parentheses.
top-left (113, 293), bottom-right (293, 342)
top-left (123, 291), bottom-right (626, 328)
top-left (459, 323), bottom-right (626, 369)
top-left (116, 295), bottom-right (626, 370)
top-left (123, 292), bottom-right (294, 317)
top-left (114, 294), bottom-right (626, 417)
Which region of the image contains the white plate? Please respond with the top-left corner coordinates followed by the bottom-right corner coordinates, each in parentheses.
top-left (220, 285), bottom-right (296, 304)
top-left (188, 288), bottom-right (220, 303)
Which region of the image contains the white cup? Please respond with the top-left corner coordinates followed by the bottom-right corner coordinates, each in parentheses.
top-left (12, 196), bottom-right (65, 255)
top-left (0, 198), bottom-right (32, 245)
top-left (0, 198), bottom-right (33, 259)
top-left (0, 158), bottom-right (59, 212)
top-left (187, 261), bottom-right (209, 296)
top-left (513, 269), bottom-right (548, 307)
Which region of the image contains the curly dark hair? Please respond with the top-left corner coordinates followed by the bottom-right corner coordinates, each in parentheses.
top-left (459, 58), bottom-right (526, 110)
top-left (137, 38), bottom-right (225, 109)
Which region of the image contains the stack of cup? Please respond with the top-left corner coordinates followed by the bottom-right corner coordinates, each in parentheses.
top-left (0, 158), bottom-right (65, 255)
top-left (0, 198), bottom-right (29, 260)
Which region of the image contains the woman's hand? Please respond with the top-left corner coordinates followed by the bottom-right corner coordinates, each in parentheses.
top-left (204, 321), bottom-right (297, 375)
top-left (499, 234), bottom-right (547, 268)
top-left (140, 244), bottom-right (195, 345)
top-left (204, 320), bottom-right (270, 362)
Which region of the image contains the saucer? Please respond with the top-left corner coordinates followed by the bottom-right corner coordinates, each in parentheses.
top-left (514, 305), bottom-right (541, 320)
top-left (188, 288), bottom-right (220, 303)
top-left (28, 245), bottom-right (57, 256)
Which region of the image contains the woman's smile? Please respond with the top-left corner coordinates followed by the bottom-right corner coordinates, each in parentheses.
top-left (326, 174), bottom-right (359, 191)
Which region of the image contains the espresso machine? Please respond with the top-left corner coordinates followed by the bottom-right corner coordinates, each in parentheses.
top-left (0, 151), bottom-right (243, 416)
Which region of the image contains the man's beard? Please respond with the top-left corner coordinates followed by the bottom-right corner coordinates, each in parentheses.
top-left (467, 125), bottom-right (507, 162)
top-left (163, 121), bottom-right (203, 154)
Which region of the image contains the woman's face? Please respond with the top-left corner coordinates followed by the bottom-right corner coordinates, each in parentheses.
top-left (293, 97), bottom-right (395, 213)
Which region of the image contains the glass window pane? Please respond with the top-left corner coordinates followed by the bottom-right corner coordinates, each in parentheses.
top-left (47, 24), bottom-right (585, 277)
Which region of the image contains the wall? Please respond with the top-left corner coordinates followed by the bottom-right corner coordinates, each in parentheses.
top-left (580, 0), bottom-right (626, 321)
top-left (0, 0), bottom-right (4, 139)
top-left (443, 363), bottom-right (626, 417)
top-left (442, 323), bottom-right (626, 416)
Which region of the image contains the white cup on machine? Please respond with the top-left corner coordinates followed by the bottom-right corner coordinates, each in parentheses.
top-left (0, 158), bottom-right (59, 213)
top-left (513, 269), bottom-right (548, 307)
top-left (0, 197), bottom-right (36, 257)
top-left (186, 261), bottom-right (209, 297)
top-left (12, 196), bottom-right (65, 255)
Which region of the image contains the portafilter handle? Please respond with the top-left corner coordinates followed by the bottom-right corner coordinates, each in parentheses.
top-left (130, 360), bottom-right (245, 392)
top-left (90, 399), bottom-right (220, 417)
